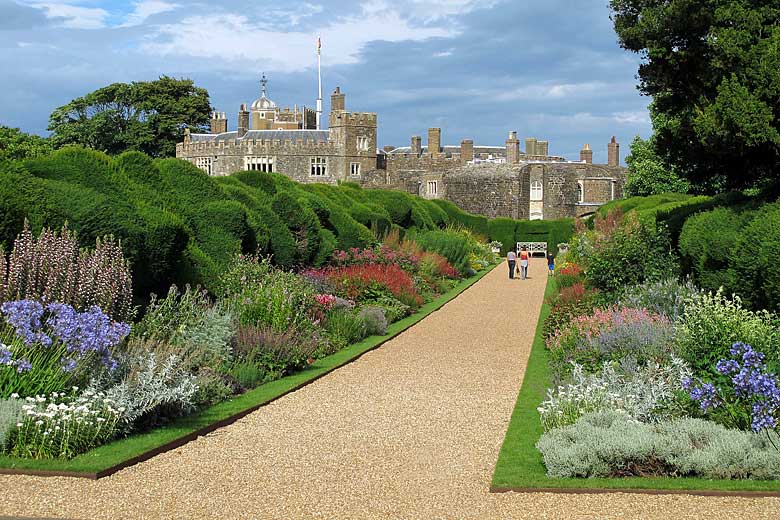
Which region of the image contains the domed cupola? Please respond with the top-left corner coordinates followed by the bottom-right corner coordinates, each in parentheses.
top-left (251, 73), bottom-right (277, 111)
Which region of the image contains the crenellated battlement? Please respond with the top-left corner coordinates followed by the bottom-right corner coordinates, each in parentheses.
top-left (330, 111), bottom-right (377, 127)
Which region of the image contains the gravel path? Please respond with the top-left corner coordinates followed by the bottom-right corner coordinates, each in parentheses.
top-left (3, 262), bottom-right (780, 519)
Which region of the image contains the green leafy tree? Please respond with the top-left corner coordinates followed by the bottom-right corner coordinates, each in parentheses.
top-left (610, 1), bottom-right (780, 192)
top-left (0, 126), bottom-right (52, 161)
top-left (624, 135), bottom-right (689, 196)
top-left (48, 76), bottom-right (211, 157)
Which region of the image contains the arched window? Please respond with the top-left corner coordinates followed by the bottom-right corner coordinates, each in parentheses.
top-left (530, 181), bottom-right (543, 201)
top-left (577, 181), bottom-right (584, 203)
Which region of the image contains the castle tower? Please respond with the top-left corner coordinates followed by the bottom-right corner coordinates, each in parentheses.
top-left (506, 131), bottom-right (520, 164)
top-left (608, 136), bottom-right (620, 166)
top-left (237, 104), bottom-right (249, 138)
top-left (580, 144), bottom-right (593, 164)
top-left (461, 139), bottom-right (474, 162)
top-left (210, 112), bottom-right (227, 134)
top-left (331, 87), bottom-right (346, 112)
top-left (411, 136), bottom-right (422, 155)
top-left (428, 128), bottom-right (441, 158)
top-left (525, 137), bottom-right (537, 156)
top-left (537, 140), bottom-right (549, 157)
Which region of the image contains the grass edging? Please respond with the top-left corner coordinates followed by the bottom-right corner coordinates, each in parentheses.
top-left (490, 276), bottom-right (780, 496)
top-left (0, 264), bottom-right (497, 479)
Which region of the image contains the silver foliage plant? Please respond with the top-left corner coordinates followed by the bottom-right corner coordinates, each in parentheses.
top-left (538, 357), bottom-right (692, 432)
top-left (104, 352), bottom-right (198, 432)
top-left (619, 277), bottom-right (701, 321)
top-left (0, 398), bottom-right (23, 448)
top-left (537, 411), bottom-right (780, 480)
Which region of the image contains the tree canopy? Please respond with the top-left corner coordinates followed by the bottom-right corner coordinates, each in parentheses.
top-left (610, 1), bottom-right (780, 192)
top-left (624, 135), bottom-right (690, 197)
top-left (0, 126), bottom-right (52, 161)
top-left (48, 76), bottom-right (211, 158)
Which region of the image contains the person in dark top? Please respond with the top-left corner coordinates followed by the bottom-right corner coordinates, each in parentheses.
top-left (547, 252), bottom-right (555, 276)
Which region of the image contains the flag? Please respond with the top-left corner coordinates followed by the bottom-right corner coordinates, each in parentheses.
top-left (317, 36), bottom-right (321, 54)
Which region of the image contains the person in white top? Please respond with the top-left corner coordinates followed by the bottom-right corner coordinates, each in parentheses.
top-left (507, 250), bottom-right (517, 279)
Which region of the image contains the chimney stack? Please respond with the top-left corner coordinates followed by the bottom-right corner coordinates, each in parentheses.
top-left (525, 137), bottom-right (537, 157)
top-left (608, 136), bottom-right (620, 166)
top-left (461, 139), bottom-right (474, 162)
top-left (238, 104), bottom-right (249, 138)
top-left (331, 87), bottom-right (345, 112)
top-left (580, 143), bottom-right (593, 164)
top-left (210, 111), bottom-right (227, 134)
top-left (428, 128), bottom-right (441, 158)
top-left (411, 136), bottom-right (422, 155)
top-left (506, 131), bottom-right (520, 164)
top-left (536, 140), bottom-right (549, 157)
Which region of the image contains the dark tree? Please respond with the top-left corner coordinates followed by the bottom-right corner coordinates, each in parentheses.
top-left (48, 76), bottom-right (211, 158)
top-left (610, 1), bottom-right (780, 192)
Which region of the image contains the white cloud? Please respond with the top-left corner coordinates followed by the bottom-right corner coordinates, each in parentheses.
top-left (406, 0), bottom-right (502, 21)
top-left (30, 1), bottom-right (108, 29)
top-left (141, 3), bottom-right (454, 73)
top-left (612, 110), bottom-right (650, 125)
top-left (433, 49), bottom-right (453, 57)
top-left (496, 81), bottom-right (609, 101)
top-left (121, 0), bottom-right (179, 27)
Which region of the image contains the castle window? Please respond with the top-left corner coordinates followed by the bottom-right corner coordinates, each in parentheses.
top-left (357, 136), bottom-right (369, 151)
top-left (350, 162), bottom-right (361, 176)
top-left (427, 180), bottom-right (438, 196)
top-left (530, 181), bottom-right (543, 201)
top-left (577, 181), bottom-right (584, 203)
top-left (195, 157), bottom-right (213, 176)
top-left (245, 156), bottom-right (274, 173)
top-left (310, 156), bottom-right (327, 176)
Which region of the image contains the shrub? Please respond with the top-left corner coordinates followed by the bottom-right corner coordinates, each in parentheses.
top-left (542, 282), bottom-right (599, 340)
top-left (678, 207), bottom-right (747, 295)
top-left (574, 210), bottom-right (676, 295)
top-left (618, 277), bottom-right (701, 321)
top-left (547, 307), bottom-right (674, 381)
top-left (537, 411), bottom-right (780, 480)
top-left (488, 218), bottom-right (516, 255)
top-left (369, 295), bottom-right (410, 324)
top-left (358, 306), bottom-right (388, 336)
top-left (674, 291), bottom-right (780, 381)
top-left (325, 308), bottom-right (366, 345)
top-left (9, 390), bottom-right (121, 459)
top-left (233, 325), bottom-right (317, 378)
top-left (324, 264), bottom-right (423, 309)
top-left (105, 349), bottom-right (198, 432)
top-left (734, 203), bottom-right (780, 312)
top-left (0, 398), bottom-right (23, 448)
top-left (415, 228), bottom-right (471, 273)
top-left (539, 357), bottom-right (692, 432)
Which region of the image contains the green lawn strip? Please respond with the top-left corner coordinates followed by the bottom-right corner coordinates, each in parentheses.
top-left (491, 276), bottom-right (780, 494)
top-left (0, 264), bottom-right (497, 475)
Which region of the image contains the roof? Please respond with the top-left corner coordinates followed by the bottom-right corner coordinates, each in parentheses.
top-left (190, 130), bottom-right (330, 143)
top-left (387, 144), bottom-right (506, 155)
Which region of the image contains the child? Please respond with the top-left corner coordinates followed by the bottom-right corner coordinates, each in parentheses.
top-left (547, 252), bottom-right (555, 277)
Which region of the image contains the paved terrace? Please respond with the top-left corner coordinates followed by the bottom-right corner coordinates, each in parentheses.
top-left (2, 263), bottom-right (779, 519)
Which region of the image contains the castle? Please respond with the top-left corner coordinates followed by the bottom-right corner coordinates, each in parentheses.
top-left (177, 78), bottom-right (626, 220)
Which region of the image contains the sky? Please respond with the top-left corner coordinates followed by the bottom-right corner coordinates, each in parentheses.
top-left (0, 0), bottom-right (652, 163)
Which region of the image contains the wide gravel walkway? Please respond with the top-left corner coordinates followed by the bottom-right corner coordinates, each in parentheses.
top-left (3, 262), bottom-right (780, 519)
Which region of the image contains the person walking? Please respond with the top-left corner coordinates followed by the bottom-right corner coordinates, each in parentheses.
top-left (519, 246), bottom-right (530, 280)
top-left (507, 249), bottom-right (517, 279)
top-left (547, 251), bottom-right (555, 277)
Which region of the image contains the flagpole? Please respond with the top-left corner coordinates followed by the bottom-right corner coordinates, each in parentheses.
top-left (316, 35), bottom-right (322, 130)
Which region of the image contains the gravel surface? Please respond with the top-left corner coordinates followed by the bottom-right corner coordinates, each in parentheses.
top-left (2, 262), bottom-right (780, 519)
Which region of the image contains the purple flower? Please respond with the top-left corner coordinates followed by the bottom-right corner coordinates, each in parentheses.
top-left (689, 381), bottom-right (720, 411)
top-left (0, 348), bottom-right (12, 366)
top-left (13, 358), bottom-right (32, 373)
top-left (1, 300), bottom-right (52, 347)
top-left (61, 357), bottom-right (77, 372)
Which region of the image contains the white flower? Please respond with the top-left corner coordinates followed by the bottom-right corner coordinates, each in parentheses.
top-left (35, 420), bottom-right (44, 426)
top-left (10, 393), bottom-right (18, 399)
top-left (16, 423), bottom-right (22, 428)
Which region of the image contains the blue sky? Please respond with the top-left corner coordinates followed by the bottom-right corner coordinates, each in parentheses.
top-left (1, 0), bottom-right (651, 163)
